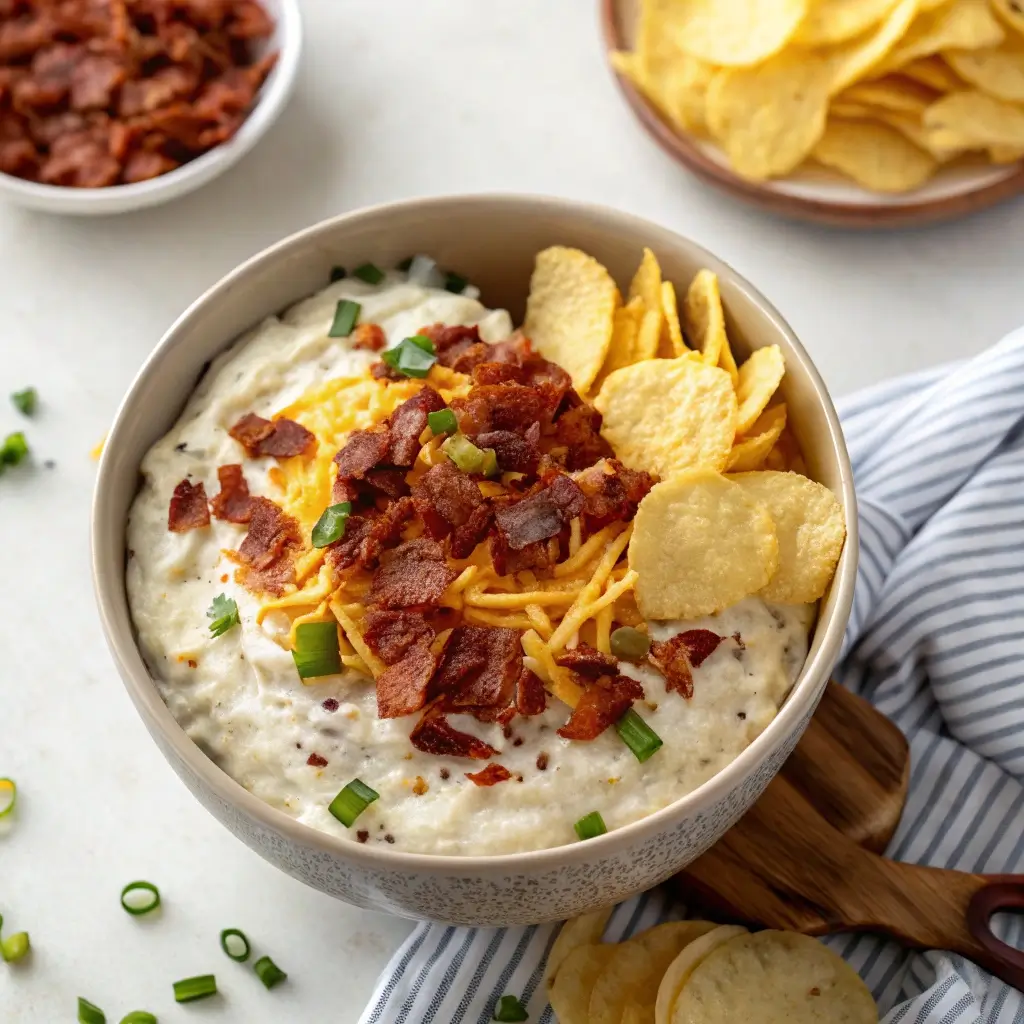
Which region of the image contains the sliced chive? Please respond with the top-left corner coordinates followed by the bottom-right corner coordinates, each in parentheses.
top-left (173, 974), bottom-right (217, 1003)
top-left (615, 708), bottom-right (663, 763)
top-left (396, 256), bottom-right (414, 271)
top-left (11, 388), bottom-right (36, 416)
top-left (119, 1014), bottom-right (157, 1024)
top-left (329, 266), bottom-right (347, 282)
top-left (329, 299), bottom-right (361, 338)
top-left (406, 334), bottom-right (435, 354)
top-left (311, 502), bottom-right (351, 548)
top-left (353, 262), bottom-right (384, 285)
top-left (441, 433), bottom-right (489, 474)
top-left (479, 448), bottom-right (500, 478)
top-left (1, 931), bottom-right (30, 963)
top-left (120, 880), bottom-right (161, 916)
top-left (0, 431), bottom-right (29, 467)
top-left (328, 778), bottom-right (379, 827)
top-left (427, 408), bottom-right (458, 436)
top-left (610, 626), bottom-right (650, 661)
top-left (206, 594), bottom-right (240, 639)
top-left (380, 335), bottom-right (437, 379)
top-left (253, 955), bottom-right (288, 990)
top-left (0, 778), bottom-right (15, 817)
top-left (219, 928), bottom-right (251, 962)
top-left (444, 271), bottom-right (469, 294)
top-left (78, 998), bottom-right (106, 1024)
top-left (292, 621), bottom-right (342, 679)
top-left (574, 811), bottom-right (607, 841)
top-left (493, 994), bottom-right (529, 1021)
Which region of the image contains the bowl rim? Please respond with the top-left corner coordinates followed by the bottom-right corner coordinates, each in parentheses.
top-left (92, 193), bottom-right (858, 873)
top-left (0, 0), bottom-right (302, 212)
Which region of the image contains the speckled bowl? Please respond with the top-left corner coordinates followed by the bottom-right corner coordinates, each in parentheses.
top-left (92, 195), bottom-right (857, 926)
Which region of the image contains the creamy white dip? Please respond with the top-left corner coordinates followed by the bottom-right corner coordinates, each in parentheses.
top-left (126, 271), bottom-right (814, 856)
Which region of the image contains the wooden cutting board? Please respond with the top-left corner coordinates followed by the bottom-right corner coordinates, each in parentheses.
top-left (672, 681), bottom-right (1024, 991)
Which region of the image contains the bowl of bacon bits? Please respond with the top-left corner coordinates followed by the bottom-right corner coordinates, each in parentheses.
top-left (0, 0), bottom-right (300, 215)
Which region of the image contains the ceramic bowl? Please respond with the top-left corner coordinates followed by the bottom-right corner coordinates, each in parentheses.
top-left (92, 195), bottom-right (858, 926)
top-left (0, 0), bottom-right (301, 216)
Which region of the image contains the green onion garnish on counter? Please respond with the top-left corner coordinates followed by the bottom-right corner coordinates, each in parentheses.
top-left (493, 994), bottom-right (529, 1021)
top-left (172, 974), bottom-right (217, 1003)
top-left (78, 997), bottom-right (106, 1023)
top-left (11, 388), bottom-right (36, 416)
top-left (119, 1013), bottom-right (157, 1024)
top-left (427, 408), bottom-right (458, 436)
top-left (615, 708), bottom-right (663, 763)
top-left (220, 928), bottom-right (251, 962)
top-left (329, 299), bottom-right (361, 338)
top-left (574, 811), bottom-right (607, 841)
top-left (353, 262), bottom-right (385, 285)
top-left (610, 626), bottom-right (650, 661)
top-left (328, 778), bottom-right (379, 827)
top-left (0, 778), bottom-right (16, 817)
top-left (292, 621), bottom-right (342, 679)
top-left (444, 271), bottom-right (469, 294)
top-left (1, 930), bottom-right (30, 963)
top-left (329, 266), bottom-right (347, 282)
top-left (120, 880), bottom-right (161, 916)
top-left (380, 334), bottom-right (437, 378)
top-left (0, 431), bottom-right (29, 468)
top-left (206, 594), bottom-right (240, 639)
top-left (312, 502), bottom-right (351, 548)
top-left (253, 955), bottom-right (288, 990)
top-left (441, 433), bottom-right (498, 476)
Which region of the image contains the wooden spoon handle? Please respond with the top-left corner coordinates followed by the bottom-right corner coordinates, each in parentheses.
top-left (966, 876), bottom-right (1024, 990)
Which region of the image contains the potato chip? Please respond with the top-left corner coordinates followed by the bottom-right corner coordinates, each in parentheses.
top-left (596, 297), bottom-right (645, 391)
top-left (629, 471), bottom-right (779, 620)
top-left (660, 280), bottom-right (689, 357)
top-left (635, 307), bottom-right (664, 361)
top-left (623, 1004), bottom-right (652, 1024)
top-left (990, 142), bottom-right (1024, 161)
top-left (946, 36), bottom-right (1024, 100)
top-left (590, 923), bottom-right (716, 1024)
top-left (898, 54), bottom-right (967, 90)
top-left (726, 404), bottom-right (788, 472)
top-left (828, 0), bottom-right (921, 95)
top-left (923, 88), bottom-right (1024, 146)
top-left (731, 471), bottom-right (846, 604)
top-left (662, 0), bottom-right (809, 67)
top-left (594, 358), bottom-right (738, 478)
top-left (706, 53), bottom-right (833, 179)
top-left (795, 0), bottom-right (900, 46)
top-left (549, 944), bottom-right (617, 1024)
top-left (717, 328), bottom-right (739, 386)
top-left (765, 423), bottom-right (807, 474)
top-left (991, 0), bottom-right (1024, 37)
top-left (735, 345), bottom-right (786, 434)
top-left (546, 907), bottom-right (613, 985)
top-left (525, 246), bottom-right (618, 395)
top-left (874, 108), bottom-right (968, 158)
top-left (813, 117), bottom-right (939, 191)
top-left (655, 926), bottom-right (748, 1024)
top-left (670, 931), bottom-right (877, 1024)
top-left (683, 270), bottom-right (728, 368)
top-left (839, 75), bottom-right (937, 112)
top-left (629, 247), bottom-right (663, 311)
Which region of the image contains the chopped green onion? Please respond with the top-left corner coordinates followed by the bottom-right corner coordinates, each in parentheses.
top-left (610, 626), bottom-right (650, 661)
top-left (441, 433), bottom-right (493, 474)
top-left (574, 811), bottom-right (607, 841)
top-left (78, 997), bottom-right (106, 1024)
top-left (0, 431), bottom-right (29, 467)
top-left (0, 778), bottom-right (16, 817)
top-left (312, 502), bottom-right (351, 548)
top-left (427, 408), bottom-right (458, 436)
top-left (329, 299), bottom-right (361, 338)
top-left (380, 334), bottom-right (438, 379)
top-left (206, 594), bottom-right (240, 639)
top-left (11, 388), bottom-right (36, 416)
top-left (173, 975), bottom-right (217, 1003)
top-left (119, 1014), bottom-right (157, 1024)
top-left (329, 266), bottom-right (347, 282)
top-left (493, 994), bottom-right (529, 1021)
top-left (220, 928), bottom-right (251, 962)
top-left (292, 621), bottom-right (342, 679)
top-left (1, 931), bottom-right (30, 963)
top-left (479, 448), bottom-right (500, 478)
top-left (253, 955), bottom-right (288, 990)
top-left (396, 256), bottom-right (414, 272)
top-left (444, 271), bottom-right (469, 294)
top-left (615, 708), bottom-right (663, 763)
top-left (353, 262), bottom-right (385, 285)
top-left (120, 880), bottom-right (161, 916)
top-left (328, 778), bottom-right (379, 827)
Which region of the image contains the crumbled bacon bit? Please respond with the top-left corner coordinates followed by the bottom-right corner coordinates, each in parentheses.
top-left (557, 675), bottom-right (644, 741)
top-left (491, 474), bottom-right (584, 573)
top-left (452, 382), bottom-right (565, 436)
top-left (431, 625), bottom-right (522, 715)
top-left (420, 323), bottom-right (483, 368)
top-left (167, 478), bottom-right (209, 532)
top-left (412, 460), bottom-right (492, 558)
top-left (516, 668), bottom-right (547, 716)
top-left (574, 459), bottom-right (655, 533)
top-left (333, 428), bottom-right (389, 480)
top-left (209, 463), bottom-right (253, 523)
top-left (229, 413), bottom-right (315, 459)
top-left (471, 424), bottom-right (541, 475)
top-left (367, 537), bottom-right (459, 610)
top-left (409, 708), bottom-right (496, 760)
top-left (363, 609), bottom-right (434, 665)
top-left (386, 388), bottom-right (446, 467)
top-left (551, 403), bottom-right (614, 471)
top-left (555, 644), bottom-right (618, 678)
top-left (186, 659), bottom-right (198, 669)
top-left (233, 496), bottom-right (301, 595)
top-left (376, 643), bottom-right (437, 719)
top-left (356, 829), bottom-right (369, 843)
top-left (384, 834), bottom-right (395, 843)
top-left (329, 498), bottom-right (417, 575)
top-left (322, 698), bottom-right (340, 712)
top-left (350, 322), bottom-right (386, 351)
top-left (466, 763), bottom-right (512, 787)
top-left (649, 630), bottom-right (726, 699)
top-left (536, 752), bottom-right (549, 771)
top-left (306, 752), bottom-right (328, 768)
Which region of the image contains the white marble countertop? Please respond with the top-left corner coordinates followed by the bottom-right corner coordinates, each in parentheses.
top-left (3, 1), bottom-right (1024, 1021)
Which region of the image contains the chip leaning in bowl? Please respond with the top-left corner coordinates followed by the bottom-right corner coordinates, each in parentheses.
top-left (126, 247), bottom-right (845, 856)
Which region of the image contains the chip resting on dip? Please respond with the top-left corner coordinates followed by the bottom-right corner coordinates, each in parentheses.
top-left (126, 247), bottom-right (845, 856)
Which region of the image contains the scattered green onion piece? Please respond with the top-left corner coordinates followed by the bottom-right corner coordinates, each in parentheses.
top-left (206, 594), bottom-right (240, 639)
top-left (479, 447), bottom-right (500, 478)
top-left (119, 1013), bottom-right (157, 1024)
top-left (380, 335), bottom-right (438, 379)
top-left (120, 880), bottom-right (161, 916)
top-left (328, 778), bottom-right (379, 827)
top-left (396, 256), bottom-right (414, 272)
top-left (0, 778), bottom-right (16, 817)
top-left (253, 955), bottom-right (288, 990)
top-left (329, 266), bottom-right (347, 282)
top-left (311, 502), bottom-right (351, 548)
top-left (0, 431), bottom-right (29, 467)
top-left (1, 931), bottom-right (29, 963)
top-left (219, 928), bottom-right (251, 962)
top-left (292, 621), bottom-right (342, 679)
top-left (11, 388), bottom-right (36, 416)
top-left (615, 708), bottom-right (663, 763)
top-left (78, 997), bottom-right (106, 1024)
top-left (329, 299), bottom-right (361, 338)
top-left (574, 811), bottom-right (607, 841)
top-left (441, 433), bottom-right (489, 474)
top-left (427, 408), bottom-right (458, 436)
top-left (493, 994), bottom-right (529, 1021)
top-left (353, 262), bottom-right (385, 285)
top-left (173, 974), bottom-right (217, 1003)
top-left (444, 271), bottom-right (469, 295)
top-left (609, 626), bottom-right (650, 661)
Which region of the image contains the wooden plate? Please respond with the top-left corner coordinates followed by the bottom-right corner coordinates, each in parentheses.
top-left (601, 0), bottom-right (1024, 228)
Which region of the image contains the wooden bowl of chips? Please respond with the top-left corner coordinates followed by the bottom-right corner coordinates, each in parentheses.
top-left (602, 0), bottom-right (1024, 228)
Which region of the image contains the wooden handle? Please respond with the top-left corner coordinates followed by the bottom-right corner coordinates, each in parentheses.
top-left (967, 876), bottom-right (1024, 991)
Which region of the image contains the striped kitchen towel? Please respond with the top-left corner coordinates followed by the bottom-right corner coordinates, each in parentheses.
top-left (359, 327), bottom-right (1024, 1024)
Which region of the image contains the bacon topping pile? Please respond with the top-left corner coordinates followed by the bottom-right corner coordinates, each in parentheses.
top-left (229, 414), bottom-right (316, 460)
top-left (557, 674), bottom-right (645, 741)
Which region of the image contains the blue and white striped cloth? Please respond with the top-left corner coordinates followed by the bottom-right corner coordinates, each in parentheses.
top-left (359, 328), bottom-right (1024, 1024)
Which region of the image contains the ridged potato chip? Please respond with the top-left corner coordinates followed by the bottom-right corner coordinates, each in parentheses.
top-left (629, 471), bottom-right (779, 620)
top-left (829, 0), bottom-right (921, 95)
top-left (923, 88), bottom-right (1024, 146)
top-left (899, 54), bottom-right (967, 90)
top-left (735, 345), bottom-right (786, 434)
top-left (630, 247), bottom-right (663, 310)
top-left (655, 926), bottom-right (748, 1024)
top-left (874, 108), bottom-right (968, 159)
top-left (683, 270), bottom-right (728, 368)
top-left (946, 36), bottom-right (1024, 100)
top-left (813, 118), bottom-right (939, 191)
top-left (991, 0), bottom-right (1024, 37)
top-left (596, 297), bottom-right (645, 392)
top-left (665, 0), bottom-right (809, 67)
top-left (795, 0), bottom-right (900, 45)
top-left (595, 357), bottom-right (738, 478)
top-left (636, 308), bottom-right (664, 361)
top-left (549, 944), bottom-right (616, 1024)
top-left (661, 280), bottom-right (689, 357)
top-left (763, 424), bottom-right (808, 474)
top-left (727, 404), bottom-right (788, 471)
top-left (670, 931), bottom-right (876, 1024)
top-left (525, 246), bottom-right (618, 395)
top-left (546, 907), bottom-right (613, 985)
top-left (732, 471), bottom-right (846, 604)
top-left (990, 142), bottom-right (1024, 161)
top-left (623, 1005), bottom-right (652, 1024)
